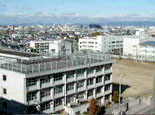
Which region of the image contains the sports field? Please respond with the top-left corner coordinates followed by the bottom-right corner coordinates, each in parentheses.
top-left (112, 59), bottom-right (155, 97)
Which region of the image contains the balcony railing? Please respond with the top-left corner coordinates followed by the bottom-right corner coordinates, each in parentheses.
top-left (54, 80), bottom-right (64, 86)
top-left (41, 82), bottom-right (50, 88)
top-left (104, 69), bottom-right (112, 74)
top-left (54, 105), bottom-right (64, 112)
top-left (77, 75), bottom-right (85, 80)
top-left (87, 72), bottom-right (95, 78)
top-left (66, 89), bottom-right (75, 95)
top-left (66, 77), bottom-right (75, 82)
top-left (41, 95), bottom-right (51, 102)
top-left (96, 82), bottom-right (103, 87)
top-left (87, 84), bottom-right (95, 89)
top-left (88, 95), bottom-right (94, 100)
top-left (96, 92), bottom-right (103, 97)
top-left (96, 71), bottom-right (104, 76)
top-left (104, 90), bottom-right (112, 95)
top-left (77, 86), bottom-right (85, 92)
top-left (105, 80), bottom-right (112, 85)
top-left (54, 92), bottom-right (64, 98)
top-left (27, 85), bottom-right (38, 92)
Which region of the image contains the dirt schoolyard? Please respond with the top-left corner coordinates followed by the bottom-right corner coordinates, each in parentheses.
top-left (112, 59), bottom-right (155, 98)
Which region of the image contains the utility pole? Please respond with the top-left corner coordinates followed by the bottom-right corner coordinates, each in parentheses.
top-left (119, 75), bottom-right (124, 112)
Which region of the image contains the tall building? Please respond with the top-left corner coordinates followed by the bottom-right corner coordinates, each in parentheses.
top-left (79, 35), bottom-right (123, 54)
top-left (0, 49), bottom-right (113, 114)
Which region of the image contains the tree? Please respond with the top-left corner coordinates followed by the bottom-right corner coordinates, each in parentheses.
top-left (89, 98), bottom-right (97, 115)
top-left (113, 91), bottom-right (119, 103)
top-left (92, 32), bottom-right (101, 36)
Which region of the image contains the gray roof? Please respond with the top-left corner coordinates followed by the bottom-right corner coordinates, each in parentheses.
top-left (140, 41), bottom-right (155, 46)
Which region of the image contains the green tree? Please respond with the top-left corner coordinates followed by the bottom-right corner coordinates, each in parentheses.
top-left (92, 32), bottom-right (101, 36)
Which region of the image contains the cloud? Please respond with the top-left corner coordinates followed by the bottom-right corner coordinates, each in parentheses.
top-left (0, 12), bottom-right (155, 25)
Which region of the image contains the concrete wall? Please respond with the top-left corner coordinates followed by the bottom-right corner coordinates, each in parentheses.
top-left (0, 69), bottom-right (26, 104)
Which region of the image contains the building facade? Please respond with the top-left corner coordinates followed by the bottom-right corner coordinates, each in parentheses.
top-left (29, 39), bottom-right (72, 56)
top-left (0, 50), bottom-right (113, 114)
top-left (79, 35), bottom-right (123, 54)
top-left (123, 36), bottom-right (155, 62)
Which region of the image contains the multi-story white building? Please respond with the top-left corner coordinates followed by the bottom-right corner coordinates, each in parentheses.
top-left (79, 35), bottom-right (123, 54)
top-left (123, 36), bottom-right (155, 62)
top-left (0, 49), bottom-right (113, 114)
top-left (29, 39), bottom-right (72, 56)
top-left (139, 41), bottom-right (155, 61)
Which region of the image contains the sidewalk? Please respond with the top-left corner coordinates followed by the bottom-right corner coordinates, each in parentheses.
top-left (126, 103), bottom-right (149, 114)
top-left (105, 102), bottom-right (150, 114)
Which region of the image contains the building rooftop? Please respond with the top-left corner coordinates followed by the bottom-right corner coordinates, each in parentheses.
top-left (0, 49), bottom-right (40, 57)
top-left (140, 41), bottom-right (155, 46)
top-left (0, 52), bottom-right (113, 74)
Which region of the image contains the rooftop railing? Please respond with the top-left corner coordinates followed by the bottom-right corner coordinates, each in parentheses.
top-left (0, 52), bottom-right (113, 74)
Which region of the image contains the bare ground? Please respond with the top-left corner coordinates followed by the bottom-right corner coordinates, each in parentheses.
top-left (112, 59), bottom-right (155, 98)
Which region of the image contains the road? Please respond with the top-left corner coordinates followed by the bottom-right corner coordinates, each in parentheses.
top-left (134, 106), bottom-right (155, 114)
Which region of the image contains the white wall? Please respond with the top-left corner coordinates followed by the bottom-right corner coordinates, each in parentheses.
top-left (123, 37), bottom-right (139, 57)
top-left (0, 69), bottom-right (26, 104)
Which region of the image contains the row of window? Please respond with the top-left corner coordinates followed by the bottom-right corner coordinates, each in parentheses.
top-left (80, 41), bottom-right (98, 44)
top-left (26, 65), bottom-right (111, 87)
top-left (27, 85), bottom-right (108, 103)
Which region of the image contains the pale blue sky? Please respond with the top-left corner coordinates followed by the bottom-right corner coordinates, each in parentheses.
top-left (0, 0), bottom-right (155, 17)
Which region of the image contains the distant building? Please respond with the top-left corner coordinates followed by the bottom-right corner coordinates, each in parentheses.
top-left (29, 39), bottom-right (72, 56)
top-left (123, 36), bottom-right (155, 62)
top-left (0, 49), bottom-right (113, 114)
top-left (79, 35), bottom-right (123, 54)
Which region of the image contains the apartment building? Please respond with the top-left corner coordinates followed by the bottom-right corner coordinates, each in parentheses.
top-left (29, 39), bottom-right (72, 56)
top-left (79, 35), bottom-right (123, 54)
top-left (0, 49), bottom-right (113, 114)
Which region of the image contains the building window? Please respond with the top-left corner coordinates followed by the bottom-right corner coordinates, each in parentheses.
top-left (105, 85), bottom-right (110, 91)
top-left (3, 88), bottom-right (7, 94)
top-left (3, 75), bottom-right (6, 81)
top-left (87, 78), bottom-right (94, 86)
top-left (41, 102), bottom-right (50, 111)
top-left (77, 81), bottom-right (84, 88)
top-left (27, 92), bottom-right (37, 101)
top-left (96, 87), bottom-right (102, 94)
top-left (96, 66), bottom-right (103, 73)
top-left (87, 67), bottom-right (94, 75)
top-left (40, 76), bottom-right (50, 84)
top-left (77, 92), bottom-right (84, 99)
top-left (26, 78), bottom-right (37, 87)
top-left (66, 71), bottom-right (75, 79)
top-left (55, 99), bottom-right (62, 107)
top-left (41, 89), bottom-right (50, 97)
top-left (105, 74), bottom-right (111, 81)
top-left (77, 69), bottom-right (85, 77)
top-left (54, 73), bottom-right (63, 81)
top-left (67, 83), bottom-right (74, 91)
top-left (55, 86), bottom-right (63, 94)
top-left (96, 76), bottom-right (102, 83)
top-left (88, 90), bottom-right (93, 96)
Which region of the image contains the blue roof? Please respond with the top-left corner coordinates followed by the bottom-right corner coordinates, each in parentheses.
top-left (140, 41), bottom-right (155, 46)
